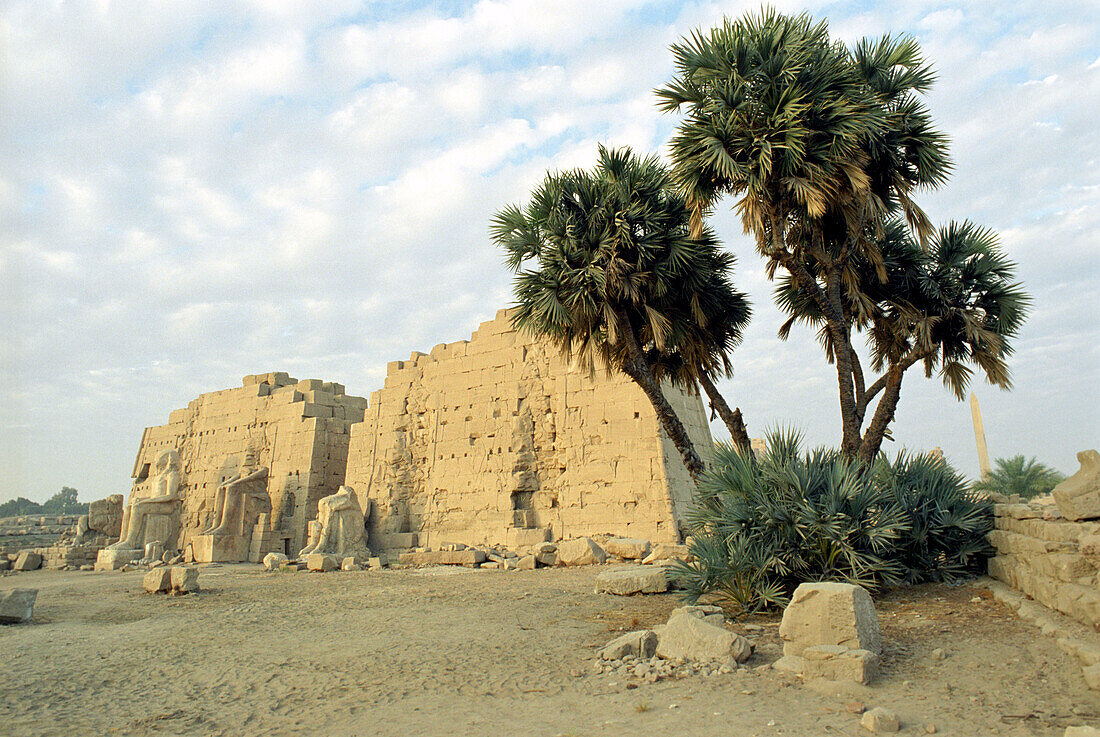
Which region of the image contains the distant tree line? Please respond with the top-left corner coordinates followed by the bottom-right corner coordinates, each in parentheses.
top-left (0, 487), bottom-right (89, 517)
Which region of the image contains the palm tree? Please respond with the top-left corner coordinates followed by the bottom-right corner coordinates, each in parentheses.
top-left (973, 455), bottom-right (1064, 499)
top-left (657, 9), bottom-right (952, 459)
top-left (490, 145), bottom-right (751, 481)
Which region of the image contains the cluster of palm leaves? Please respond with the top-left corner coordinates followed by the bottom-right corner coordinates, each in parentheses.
top-left (973, 455), bottom-right (1064, 499)
top-left (672, 430), bottom-right (993, 612)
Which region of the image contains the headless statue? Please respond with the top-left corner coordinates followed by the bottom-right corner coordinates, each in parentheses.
top-left (108, 449), bottom-right (182, 551)
top-left (298, 485), bottom-right (368, 558)
top-left (201, 450), bottom-right (269, 537)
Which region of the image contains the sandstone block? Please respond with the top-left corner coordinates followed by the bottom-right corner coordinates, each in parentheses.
top-left (598, 630), bottom-right (658, 660)
top-left (263, 552), bottom-right (289, 571)
top-left (1054, 450), bottom-right (1100, 521)
top-left (641, 543), bottom-right (691, 565)
top-left (507, 527), bottom-right (550, 548)
top-left (0, 589), bottom-right (37, 624)
top-left (779, 582), bottom-right (882, 657)
top-left (143, 568), bottom-right (172, 593)
top-left (341, 557), bottom-right (362, 571)
top-left (556, 537), bottom-right (607, 566)
top-left (170, 566), bottom-right (200, 594)
top-left (604, 537), bottom-right (651, 560)
top-left (595, 565), bottom-right (668, 595)
top-left (95, 548), bottom-right (140, 571)
top-left (307, 553), bottom-right (338, 572)
top-left (13, 550), bottom-right (42, 571)
top-left (1065, 726), bottom-right (1100, 736)
top-left (368, 556), bottom-right (387, 570)
top-left (517, 555), bottom-right (537, 570)
top-left (801, 644), bottom-right (879, 684)
top-left (1085, 663), bottom-right (1100, 691)
top-left (670, 604), bottom-right (725, 626)
top-left (656, 610), bottom-right (753, 663)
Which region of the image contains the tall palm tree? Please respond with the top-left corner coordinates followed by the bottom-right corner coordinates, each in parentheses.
top-left (657, 8), bottom-right (952, 459)
top-left (490, 145), bottom-right (751, 481)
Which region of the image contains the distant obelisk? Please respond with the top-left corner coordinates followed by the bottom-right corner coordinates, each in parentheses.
top-left (970, 392), bottom-right (992, 480)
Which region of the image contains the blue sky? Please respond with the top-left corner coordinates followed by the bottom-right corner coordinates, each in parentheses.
top-left (1, 0), bottom-right (1097, 503)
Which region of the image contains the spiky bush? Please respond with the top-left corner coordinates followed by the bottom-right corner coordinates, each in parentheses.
top-left (672, 431), bottom-right (993, 612)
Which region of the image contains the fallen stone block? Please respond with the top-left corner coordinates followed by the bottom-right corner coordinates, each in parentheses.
top-left (0, 588), bottom-right (37, 624)
top-left (603, 537), bottom-right (651, 560)
top-left (170, 566), bottom-right (199, 594)
top-left (13, 550), bottom-right (42, 571)
top-left (595, 565), bottom-right (667, 595)
top-left (263, 552), bottom-right (289, 571)
top-left (801, 644), bottom-right (879, 684)
top-left (307, 553), bottom-right (339, 572)
top-left (779, 582), bottom-right (882, 657)
top-left (95, 548), bottom-right (140, 571)
top-left (1054, 450), bottom-right (1100, 521)
top-left (656, 610), bottom-right (753, 663)
top-left (598, 630), bottom-right (658, 660)
top-left (143, 568), bottom-right (172, 593)
top-left (641, 543), bottom-right (691, 565)
top-left (556, 537), bottom-right (607, 566)
top-left (517, 555), bottom-right (537, 570)
top-left (535, 550), bottom-right (557, 567)
top-left (670, 604), bottom-right (724, 626)
top-left (368, 556), bottom-right (387, 570)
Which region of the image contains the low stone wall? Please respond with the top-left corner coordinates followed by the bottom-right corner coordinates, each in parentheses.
top-left (32, 543), bottom-right (103, 570)
top-left (987, 502), bottom-right (1100, 629)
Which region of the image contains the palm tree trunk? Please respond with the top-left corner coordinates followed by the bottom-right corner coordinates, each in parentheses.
top-left (825, 272), bottom-right (862, 458)
top-left (615, 308), bottom-right (706, 483)
top-left (697, 369), bottom-right (751, 454)
top-left (857, 366), bottom-right (904, 465)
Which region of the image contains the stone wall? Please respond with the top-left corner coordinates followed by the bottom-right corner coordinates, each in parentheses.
top-left (344, 308), bottom-right (713, 550)
top-left (988, 502), bottom-right (1100, 629)
top-left (130, 373), bottom-right (367, 554)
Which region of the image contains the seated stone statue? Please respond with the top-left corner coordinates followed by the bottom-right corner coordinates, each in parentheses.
top-left (108, 449), bottom-right (182, 551)
top-left (298, 485), bottom-right (368, 558)
top-left (201, 450), bottom-right (269, 538)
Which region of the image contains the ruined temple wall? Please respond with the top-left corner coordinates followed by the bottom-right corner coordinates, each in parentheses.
top-left (344, 309), bottom-right (713, 549)
top-left (130, 373), bottom-right (367, 554)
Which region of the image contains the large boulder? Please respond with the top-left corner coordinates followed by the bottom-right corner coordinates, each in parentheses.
top-left (656, 610), bottom-right (753, 662)
top-left (598, 630), bottom-right (659, 660)
top-left (1053, 450), bottom-right (1100, 521)
top-left (0, 589), bottom-right (37, 624)
top-left (13, 550), bottom-right (42, 571)
top-left (143, 568), bottom-right (172, 593)
top-left (595, 566), bottom-right (668, 595)
top-left (603, 538), bottom-right (651, 560)
top-left (779, 582), bottom-right (882, 657)
top-left (556, 538), bottom-right (607, 566)
top-left (170, 566), bottom-right (200, 594)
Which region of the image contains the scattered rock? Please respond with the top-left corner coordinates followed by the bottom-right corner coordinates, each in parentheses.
top-left (307, 553), bottom-right (338, 572)
top-left (79, 564), bottom-right (93, 571)
top-left (556, 537), bottom-right (607, 566)
top-left (860, 706), bottom-right (900, 733)
top-left (845, 702), bottom-right (866, 714)
top-left (641, 543), bottom-right (691, 565)
top-left (670, 604), bottom-right (724, 626)
top-left (0, 588), bottom-right (37, 623)
top-left (368, 556), bottom-right (387, 570)
top-left (517, 555), bottom-right (537, 570)
top-left (802, 645), bottom-right (879, 684)
top-left (595, 565), bottom-right (667, 595)
top-left (923, 723), bottom-right (937, 734)
top-left (656, 609), bottom-right (753, 663)
top-left (603, 537), bottom-right (651, 560)
top-left (263, 552), bottom-right (289, 571)
top-left (598, 630), bottom-right (658, 660)
top-left (143, 567), bottom-right (172, 593)
top-left (13, 550), bottom-right (42, 571)
top-left (341, 557), bottom-right (361, 571)
top-left (931, 647), bottom-right (946, 660)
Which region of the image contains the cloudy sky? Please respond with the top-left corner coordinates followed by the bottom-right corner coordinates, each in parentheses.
top-left (1, 0), bottom-right (1097, 504)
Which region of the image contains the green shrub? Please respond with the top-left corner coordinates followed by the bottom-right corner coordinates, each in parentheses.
top-left (671, 430), bottom-right (993, 612)
top-left (972, 455), bottom-right (1064, 499)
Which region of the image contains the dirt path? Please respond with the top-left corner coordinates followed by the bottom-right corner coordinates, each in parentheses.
top-left (1, 565), bottom-right (1096, 736)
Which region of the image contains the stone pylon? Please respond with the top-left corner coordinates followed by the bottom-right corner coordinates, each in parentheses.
top-left (970, 392), bottom-right (992, 480)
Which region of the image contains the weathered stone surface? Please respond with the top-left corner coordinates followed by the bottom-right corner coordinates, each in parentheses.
top-left (13, 550), bottom-right (42, 571)
top-left (595, 565), bottom-right (667, 595)
top-left (143, 568), bottom-right (172, 593)
top-left (170, 566), bottom-right (199, 593)
top-left (656, 610), bottom-right (753, 663)
top-left (603, 537), bottom-right (651, 560)
top-left (779, 582), bottom-right (882, 657)
top-left (670, 604), bottom-right (724, 626)
top-left (557, 538), bottom-right (607, 567)
top-left (860, 706), bottom-right (900, 733)
top-left (298, 485), bottom-right (369, 559)
top-left (641, 543), bottom-right (691, 565)
top-left (1054, 450), bottom-right (1100, 521)
top-left (517, 554), bottom-right (537, 570)
top-left (598, 630), bottom-right (658, 660)
top-left (95, 548), bottom-right (140, 570)
top-left (802, 645), bottom-right (879, 684)
top-left (1065, 726), bottom-right (1100, 737)
top-left (307, 553), bottom-right (338, 572)
top-left (397, 549), bottom-right (487, 566)
top-left (263, 552), bottom-right (289, 571)
top-left (0, 589), bottom-right (37, 624)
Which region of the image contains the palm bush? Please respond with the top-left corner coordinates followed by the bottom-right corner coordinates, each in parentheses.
top-left (672, 431), bottom-right (993, 611)
top-left (972, 455), bottom-right (1064, 499)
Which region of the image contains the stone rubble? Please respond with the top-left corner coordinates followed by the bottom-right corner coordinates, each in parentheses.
top-left (860, 706), bottom-right (900, 733)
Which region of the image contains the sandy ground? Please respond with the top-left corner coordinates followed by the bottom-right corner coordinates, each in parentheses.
top-left (1, 564), bottom-right (1097, 737)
